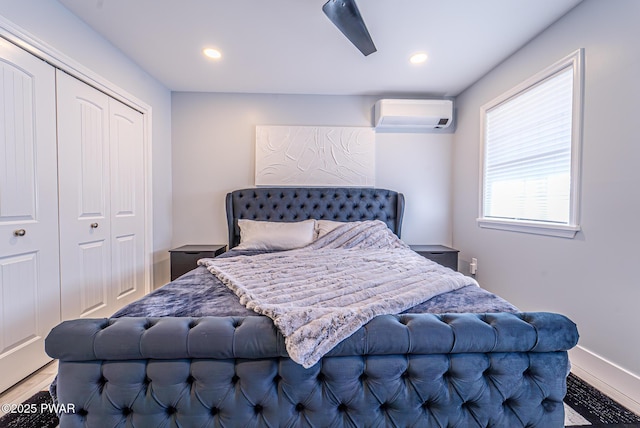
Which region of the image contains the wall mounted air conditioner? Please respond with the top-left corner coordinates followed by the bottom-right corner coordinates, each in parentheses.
top-left (374, 99), bottom-right (453, 130)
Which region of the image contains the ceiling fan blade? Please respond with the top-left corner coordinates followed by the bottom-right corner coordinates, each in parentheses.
top-left (322, 0), bottom-right (377, 56)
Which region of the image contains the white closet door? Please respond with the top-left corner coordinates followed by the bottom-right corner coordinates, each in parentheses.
top-left (57, 71), bottom-right (146, 320)
top-left (0, 39), bottom-right (60, 393)
top-left (57, 70), bottom-right (113, 320)
top-left (109, 98), bottom-right (145, 308)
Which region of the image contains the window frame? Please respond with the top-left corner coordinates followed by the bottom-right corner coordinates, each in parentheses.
top-left (477, 49), bottom-right (584, 239)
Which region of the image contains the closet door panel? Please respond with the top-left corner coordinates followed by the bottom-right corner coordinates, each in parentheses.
top-left (57, 70), bottom-right (112, 320)
top-left (0, 67), bottom-right (35, 220)
top-left (78, 100), bottom-right (109, 217)
top-left (113, 234), bottom-right (136, 297)
top-left (109, 98), bottom-right (145, 305)
top-left (78, 240), bottom-right (109, 315)
top-left (0, 39), bottom-right (60, 393)
top-left (0, 253), bottom-right (38, 352)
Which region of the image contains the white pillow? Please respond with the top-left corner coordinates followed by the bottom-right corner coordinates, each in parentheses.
top-left (315, 220), bottom-right (346, 239)
top-left (235, 219), bottom-right (316, 250)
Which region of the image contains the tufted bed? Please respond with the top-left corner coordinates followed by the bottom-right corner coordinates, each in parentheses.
top-left (45, 187), bottom-right (579, 427)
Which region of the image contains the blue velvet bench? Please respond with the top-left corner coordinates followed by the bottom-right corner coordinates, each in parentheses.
top-left (46, 311), bottom-right (578, 427)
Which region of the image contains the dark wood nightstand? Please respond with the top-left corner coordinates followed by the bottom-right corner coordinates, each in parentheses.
top-left (410, 245), bottom-right (459, 271)
top-left (169, 244), bottom-right (226, 280)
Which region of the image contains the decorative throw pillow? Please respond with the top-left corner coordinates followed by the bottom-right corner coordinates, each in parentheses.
top-left (235, 219), bottom-right (316, 250)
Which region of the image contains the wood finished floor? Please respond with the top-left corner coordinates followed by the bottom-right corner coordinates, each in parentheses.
top-left (0, 359), bottom-right (58, 418)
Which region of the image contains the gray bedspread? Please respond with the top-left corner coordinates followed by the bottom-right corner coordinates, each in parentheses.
top-left (114, 247), bottom-right (517, 321)
top-left (113, 264), bottom-right (516, 318)
top-left (201, 221), bottom-right (482, 367)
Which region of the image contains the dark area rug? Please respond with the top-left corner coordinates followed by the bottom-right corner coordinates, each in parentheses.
top-left (564, 373), bottom-right (640, 427)
top-left (0, 391), bottom-right (58, 428)
top-left (1, 374), bottom-right (638, 427)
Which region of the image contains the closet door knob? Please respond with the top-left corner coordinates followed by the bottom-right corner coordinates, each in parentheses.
top-left (14, 229), bottom-right (26, 237)
top-left (90, 223), bottom-right (99, 229)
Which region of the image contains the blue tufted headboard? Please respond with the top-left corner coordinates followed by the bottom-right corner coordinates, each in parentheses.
top-left (226, 187), bottom-right (405, 248)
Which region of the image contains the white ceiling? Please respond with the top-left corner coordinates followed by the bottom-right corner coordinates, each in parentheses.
top-left (56, 0), bottom-right (583, 96)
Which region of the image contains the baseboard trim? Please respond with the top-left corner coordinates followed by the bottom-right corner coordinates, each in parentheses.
top-left (569, 345), bottom-right (640, 415)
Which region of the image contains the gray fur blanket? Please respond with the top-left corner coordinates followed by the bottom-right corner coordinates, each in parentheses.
top-left (200, 220), bottom-right (478, 368)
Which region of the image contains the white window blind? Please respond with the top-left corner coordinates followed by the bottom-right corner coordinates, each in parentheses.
top-left (479, 50), bottom-right (582, 238)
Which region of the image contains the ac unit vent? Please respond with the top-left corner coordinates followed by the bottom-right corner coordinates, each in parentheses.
top-left (374, 99), bottom-right (453, 130)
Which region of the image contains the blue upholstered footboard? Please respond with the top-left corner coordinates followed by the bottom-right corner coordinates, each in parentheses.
top-left (46, 312), bottom-right (578, 427)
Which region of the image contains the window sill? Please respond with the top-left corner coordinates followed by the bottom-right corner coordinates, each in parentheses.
top-left (477, 218), bottom-right (580, 238)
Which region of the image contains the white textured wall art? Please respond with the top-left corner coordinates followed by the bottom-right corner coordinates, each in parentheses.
top-left (255, 126), bottom-right (375, 186)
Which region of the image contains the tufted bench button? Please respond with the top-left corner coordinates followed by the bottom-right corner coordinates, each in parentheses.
top-left (78, 408), bottom-right (88, 417)
top-left (122, 407), bottom-right (132, 416)
top-left (97, 376), bottom-right (107, 393)
top-left (401, 371), bottom-right (410, 379)
top-left (337, 403), bottom-right (348, 413)
top-left (380, 402), bottom-right (389, 411)
top-left (359, 373), bottom-right (368, 381)
top-left (295, 403), bottom-right (305, 412)
top-left (211, 407), bottom-right (219, 416)
top-left (166, 406), bottom-right (177, 415)
top-left (254, 404), bottom-right (263, 414)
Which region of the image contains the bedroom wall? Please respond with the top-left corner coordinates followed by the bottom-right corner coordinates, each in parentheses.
top-left (171, 92), bottom-right (453, 249)
top-left (452, 0), bottom-right (640, 408)
top-left (0, 1), bottom-right (173, 287)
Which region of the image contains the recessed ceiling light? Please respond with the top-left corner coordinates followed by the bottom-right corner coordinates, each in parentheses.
top-left (409, 52), bottom-right (428, 64)
top-left (203, 48), bottom-right (222, 59)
